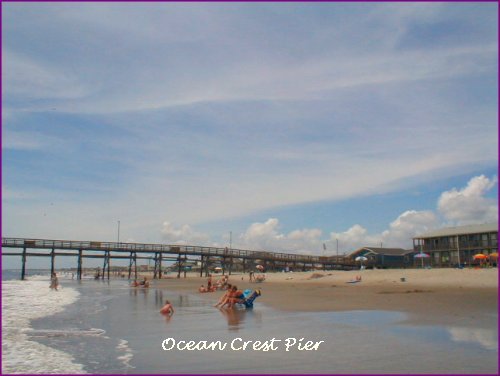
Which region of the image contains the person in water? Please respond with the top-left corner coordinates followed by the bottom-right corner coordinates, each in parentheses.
top-left (139, 277), bottom-right (149, 288)
top-left (214, 283), bottom-right (232, 307)
top-left (207, 274), bottom-right (213, 291)
top-left (228, 286), bottom-right (245, 308)
top-left (50, 272), bottom-right (59, 291)
top-left (160, 300), bottom-right (174, 316)
top-left (218, 285), bottom-right (244, 309)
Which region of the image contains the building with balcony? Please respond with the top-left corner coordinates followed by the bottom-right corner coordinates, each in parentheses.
top-left (413, 222), bottom-right (498, 267)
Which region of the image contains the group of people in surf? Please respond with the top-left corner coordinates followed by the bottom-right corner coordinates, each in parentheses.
top-left (199, 273), bottom-right (262, 309)
top-left (198, 274), bottom-right (228, 293)
top-left (249, 270), bottom-right (266, 283)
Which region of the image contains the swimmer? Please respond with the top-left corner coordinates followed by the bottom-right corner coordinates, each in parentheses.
top-left (160, 300), bottom-right (174, 316)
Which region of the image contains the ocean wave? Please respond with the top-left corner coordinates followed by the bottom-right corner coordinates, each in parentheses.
top-left (24, 328), bottom-right (106, 338)
top-left (116, 339), bottom-right (135, 369)
top-left (2, 279), bottom-right (87, 374)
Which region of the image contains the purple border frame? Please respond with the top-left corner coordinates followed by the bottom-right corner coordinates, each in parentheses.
top-left (0, 1), bottom-right (498, 375)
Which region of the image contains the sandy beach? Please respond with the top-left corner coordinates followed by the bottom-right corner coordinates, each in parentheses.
top-left (4, 269), bottom-right (497, 373)
top-left (153, 268), bottom-right (498, 327)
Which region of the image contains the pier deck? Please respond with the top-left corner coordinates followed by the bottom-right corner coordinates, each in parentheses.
top-left (2, 237), bottom-right (355, 280)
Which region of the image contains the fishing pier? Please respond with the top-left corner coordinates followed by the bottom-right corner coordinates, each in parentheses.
top-left (2, 237), bottom-right (355, 280)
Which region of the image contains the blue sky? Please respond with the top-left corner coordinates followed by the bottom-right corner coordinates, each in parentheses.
top-left (2, 3), bottom-right (498, 268)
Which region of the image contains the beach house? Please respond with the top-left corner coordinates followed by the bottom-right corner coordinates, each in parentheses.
top-left (412, 222), bottom-right (498, 267)
top-left (348, 247), bottom-right (414, 269)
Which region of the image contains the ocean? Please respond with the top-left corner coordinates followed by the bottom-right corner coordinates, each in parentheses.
top-left (1, 269), bottom-right (498, 374)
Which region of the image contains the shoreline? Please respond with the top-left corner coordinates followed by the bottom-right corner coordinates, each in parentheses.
top-left (3, 268), bottom-right (498, 374)
top-left (150, 268), bottom-right (498, 328)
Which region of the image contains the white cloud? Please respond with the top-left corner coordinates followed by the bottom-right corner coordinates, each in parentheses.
top-left (380, 210), bottom-right (439, 246)
top-left (3, 4), bottom-right (496, 114)
top-left (329, 225), bottom-right (371, 253)
top-left (438, 175), bottom-right (498, 225)
top-left (160, 222), bottom-right (211, 245)
top-left (160, 175), bottom-right (496, 255)
top-left (240, 218), bottom-right (284, 251)
top-left (233, 218), bottom-right (321, 253)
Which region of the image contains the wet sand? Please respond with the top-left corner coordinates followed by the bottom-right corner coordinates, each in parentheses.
top-left (151, 268), bottom-right (498, 327)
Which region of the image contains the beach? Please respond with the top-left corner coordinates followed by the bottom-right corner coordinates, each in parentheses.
top-left (153, 268), bottom-right (498, 328)
top-left (2, 268), bottom-right (498, 374)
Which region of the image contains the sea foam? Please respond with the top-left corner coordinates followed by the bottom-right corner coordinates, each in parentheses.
top-left (2, 278), bottom-right (87, 374)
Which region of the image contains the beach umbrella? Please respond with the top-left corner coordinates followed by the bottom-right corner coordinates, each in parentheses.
top-left (354, 256), bottom-right (367, 262)
top-left (414, 252), bottom-right (430, 268)
top-left (256, 264), bottom-right (264, 271)
top-left (473, 254), bottom-right (487, 260)
top-left (355, 256), bottom-right (367, 269)
top-left (489, 252), bottom-right (498, 258)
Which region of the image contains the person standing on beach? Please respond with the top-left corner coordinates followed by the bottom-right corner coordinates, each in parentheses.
top-left (50, 272), bottom-right (59, 291)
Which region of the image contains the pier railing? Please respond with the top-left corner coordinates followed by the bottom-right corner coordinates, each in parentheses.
top-left (2, 237), bottom-right (355, 280)
top-left (2, 237), bottom-right (350, 265)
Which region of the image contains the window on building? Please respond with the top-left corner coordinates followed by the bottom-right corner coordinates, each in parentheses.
top-left (482, 234), bottom-right (489, 246)
top-left (491, 233), bottom-right (497, 247)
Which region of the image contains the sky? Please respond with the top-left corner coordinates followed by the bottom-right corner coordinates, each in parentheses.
top-left (2, 2), bottom-right (498, 268)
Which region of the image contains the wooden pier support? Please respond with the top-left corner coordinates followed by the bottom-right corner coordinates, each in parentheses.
top-left (204, 256), bottom-right (211, 277)
top-left (21, 247), bottom-right (27, 280)
top-left (102, 250), bottom-right (110, 280)
top-left (128, 252), bottom-right (137, 280)
top-left (50, 248), bottom-right (55, 276)
top-left (153, 252), bottom-right (163, 279)
top-left (77, 249), bottom-right (83, 280)
top-left (199, 255), bottom-right (205, 277)
top-left (177, 254), bottom-right (182, 278)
